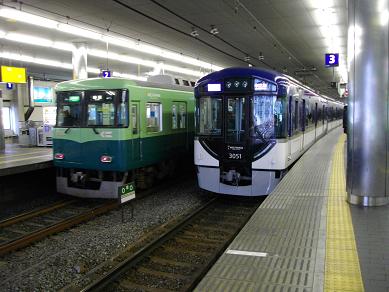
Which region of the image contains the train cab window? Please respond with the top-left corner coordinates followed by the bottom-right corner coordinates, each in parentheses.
top-left (56, 91), bottom-right (82, 127)
top-left (146, 102), bottom-right (162, 133)
top-left (251, 95), bottom-right (274, 141)
top-left (226, 97), bottom-right (246, 143)
top-left (197, 97), bottom-right (222, 135)
top-left (86, 90), bottom-right (128, 127)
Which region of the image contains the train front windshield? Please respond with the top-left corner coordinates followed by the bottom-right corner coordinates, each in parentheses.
top-left (196, 94), bottom-right (286, 142)
top-left (56, 90), bottom-right (128, 128)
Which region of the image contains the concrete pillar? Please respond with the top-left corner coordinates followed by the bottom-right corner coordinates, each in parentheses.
top-left (347, 0), bottom-right (389, 206)
top-left (72, 42), bottom-right (88, 80)
top-left (0, 93), bottom-right (5, 151)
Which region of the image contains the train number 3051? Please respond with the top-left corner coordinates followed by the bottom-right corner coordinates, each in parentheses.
top-left (228, 153), bottom-right (242, 159)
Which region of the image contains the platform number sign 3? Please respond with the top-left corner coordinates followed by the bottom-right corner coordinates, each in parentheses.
top-left (325, 53), bottom-right (339, 67)
top-left (102, 70), bottom-right (111, 78)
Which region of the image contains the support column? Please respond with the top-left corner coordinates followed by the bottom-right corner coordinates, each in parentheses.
top-left (72, 42), bottom-right (88, 80)
top-left (0, 93), bottom-right (5, 151)
top-left (347, 0), bottom-right (389, 206)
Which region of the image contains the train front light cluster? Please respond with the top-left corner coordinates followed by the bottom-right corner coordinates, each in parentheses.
top-left (100, 155), bottom-right (112, 163)
top-left (54, 153), bottom-right (64, 160)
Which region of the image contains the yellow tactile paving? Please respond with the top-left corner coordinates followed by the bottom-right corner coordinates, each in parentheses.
top-left (325, 134), bottom-right (364, 292)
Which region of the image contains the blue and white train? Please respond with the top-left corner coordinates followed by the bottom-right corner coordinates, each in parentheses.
top-left (194, 67), bottom-right (343, 196)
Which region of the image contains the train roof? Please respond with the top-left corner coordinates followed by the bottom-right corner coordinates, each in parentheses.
top-left (196, 67), bottom-right (286, 85)
top-left (196, 67), bottom-right (344, 106)
top-left (55, 77), bottom-right (193, 93)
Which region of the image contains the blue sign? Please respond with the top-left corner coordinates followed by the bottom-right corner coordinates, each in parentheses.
top-left (325, 53), bottom-right (339, 67)
top-left (6, 82), bottom-right (13, 90)
top-left (102, 70), bottom-right (111, 78)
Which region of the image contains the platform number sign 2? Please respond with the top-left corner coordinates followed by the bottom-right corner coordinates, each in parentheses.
top-left (102, 70), bottom-right (111, 78)
top-left (325, 53), bottom-right (339, 67)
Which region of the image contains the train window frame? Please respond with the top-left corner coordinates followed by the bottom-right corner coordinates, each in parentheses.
top-left (146, 102), bottom-right (162, 133)
top-left (85, 89), bottom-right (129, 128)
top-left (196, 96), bottom-right (223, 136)
top-left (171, 102), bottom-right (186, 130)
top-left (56, 91), bottom-right (83, 128)
top-left (251, 94), bottom-right (276, 140)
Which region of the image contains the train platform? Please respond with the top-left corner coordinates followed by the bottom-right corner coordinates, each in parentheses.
top-left (0, 142), bottom-right (53, 176)
top-left (196, 128), bottom-right (389, 292)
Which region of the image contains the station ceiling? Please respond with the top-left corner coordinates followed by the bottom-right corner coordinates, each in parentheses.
top-left (0, 0), bottom-right (347, 99)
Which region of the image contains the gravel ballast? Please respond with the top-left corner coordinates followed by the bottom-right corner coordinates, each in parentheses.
top-left (0, 180), bottom-right (210, 291)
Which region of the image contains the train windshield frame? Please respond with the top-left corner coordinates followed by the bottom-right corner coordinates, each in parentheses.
top-left (56, 91), bottom-right (83, 127)
top-left (196, 93), bottom-right (287, 140)
top-left (197, 96), bottom-right (223, 136)
top-left (56, 89), bottom-right (129, 128)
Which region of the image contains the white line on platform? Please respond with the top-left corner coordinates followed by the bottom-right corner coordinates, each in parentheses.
top-left (226, 250), bottom-right (268, 257)
top-left (0, 154), bottom-right (52, 165)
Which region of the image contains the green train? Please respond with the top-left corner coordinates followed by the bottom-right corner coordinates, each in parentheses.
top-left (53, 77), bottom-right (194, 198)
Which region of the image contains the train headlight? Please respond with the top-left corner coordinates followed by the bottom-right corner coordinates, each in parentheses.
top-left (54, 153), bottom-right (64, 160)
top-left (100, 155), bottom-right (112, 163)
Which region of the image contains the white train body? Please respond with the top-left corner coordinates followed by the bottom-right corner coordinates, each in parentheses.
top-left (194, 67), bottom-right (343, 196)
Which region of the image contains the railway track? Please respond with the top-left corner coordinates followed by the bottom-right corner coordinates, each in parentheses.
top-left (80, 197), bottom-right (261, 292)
top-left (0, 199), bottom-right (117, 256)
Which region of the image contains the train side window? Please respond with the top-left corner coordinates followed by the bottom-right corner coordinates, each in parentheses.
top-left (172, 102), bottom-right (187, 129)
top-left (172, 104), bottom-right (178, 129)
top-left (179, 103), bottom-right (186, 129)
top-left (322, 105), bottom-right (325, 124)
top-left (146, 102), bottom-right (162, 133)
top-left (131, 104), bottom-right (138, 134)
top-left (300, 100), bottom-right (305, 131)
top-left (294, 100), bottom-right (299, 132)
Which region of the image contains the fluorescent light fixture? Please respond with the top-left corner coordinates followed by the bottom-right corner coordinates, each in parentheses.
top-left (57, 23), bottom-right (102, 40)
top-left (0, 30), bottom-right (204, 78)
top-left (207, 83), bottom-right (221, 92)
top-left (0, 51), bottom-right (147, 81)
top-left (0, 6), bottom-right (223, 72)
top-left (0, 7), bottom-right (58, 28)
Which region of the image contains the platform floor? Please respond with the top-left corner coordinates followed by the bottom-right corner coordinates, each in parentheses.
top-left (0, 142), bottom-right (53, 176)
top-left (195, 128), bottom-right (389, 292)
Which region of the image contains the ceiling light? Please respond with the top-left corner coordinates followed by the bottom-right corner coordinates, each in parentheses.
top-left (210, 25), bottom-right (219, 35)
top-left (0, 51), bottom-right (147, 81)
top-left (0, 30), bottom-right (205, 78)
top-left (0, 6), bottom-right (223, 71)
top-left (0, 7), bottom-right (58, 28)
top-left (190, 27), bottom-right (199, 37)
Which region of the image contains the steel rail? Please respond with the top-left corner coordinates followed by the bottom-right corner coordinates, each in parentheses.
top-left (0, 201), bottom-right (118, 256)
top-left (0, 199), bottom-right (77, 228)
top-left (81, 197), bottom-right (259, 292)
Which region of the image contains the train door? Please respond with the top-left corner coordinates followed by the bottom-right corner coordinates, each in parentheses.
top-left (131, 101), bottom-right (141, 161)
top-left (220, 96), bottom-right (251, 186)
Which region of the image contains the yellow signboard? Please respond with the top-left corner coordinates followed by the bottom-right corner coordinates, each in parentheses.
top-left (1, 66), bottom-right (27, 83)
